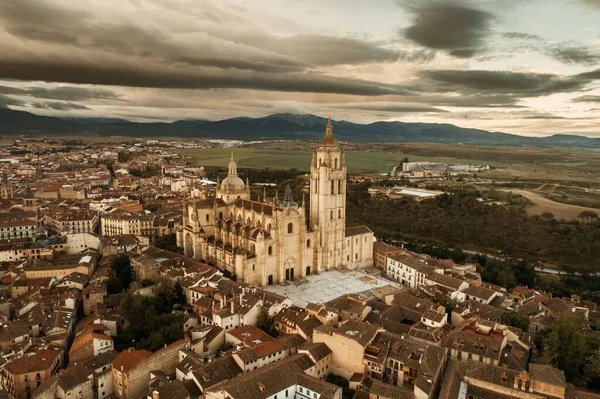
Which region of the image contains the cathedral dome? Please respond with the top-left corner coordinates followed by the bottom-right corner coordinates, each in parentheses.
top-left (220, 152), bottom-right (246, 191)
top-left (221, 175), bottom-right (245, 191)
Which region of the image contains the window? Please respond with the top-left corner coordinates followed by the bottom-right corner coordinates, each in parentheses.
top-left (268, 246), bottom-right (272, 255)
top-left (338, 179), bottom-right (342, 193)
top-left (287, 223), bottom-right (293, 234)
top-left (206, 214), bottom-right (209, 222)
top-left (252, 264), bottom-right (255, 271)
top-left (338, 209), bottom-right (341, 218)
top-left (335, 158), bottom-right (338, 168)
top-left (307, 239), bottom-right (311, 248)
top-left (330, 210), bottom-right (333, 220)
top-left (331, 180), bottom-right (335, 194)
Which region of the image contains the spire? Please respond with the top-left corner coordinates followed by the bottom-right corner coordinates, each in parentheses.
top-left (280, 184), bottom-right (297, 207)
top-left (228, 153), bottom-right (237, 176)
top-left (284, 185), bottom-right (293, 202)
top-left (320, 117), bottom-right (337, 146)
top-left (263, 186), bottom-right (267, 202)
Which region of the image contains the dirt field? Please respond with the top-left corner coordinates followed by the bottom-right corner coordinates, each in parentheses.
top-left (504, 189), bottom-right (600, 220)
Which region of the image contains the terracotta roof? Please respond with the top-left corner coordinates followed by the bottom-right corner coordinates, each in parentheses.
top-left (111, 348), bottom-right (152, 374)
top-left (4, 349), bottom-right (60, 374)
top-left (70, 331), bottom-right (111, 355)
top-left (228, 325), bottom-right (283, 359)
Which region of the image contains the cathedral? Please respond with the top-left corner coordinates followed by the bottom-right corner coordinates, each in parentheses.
top-left (176, 118), bottom-right (374, 287)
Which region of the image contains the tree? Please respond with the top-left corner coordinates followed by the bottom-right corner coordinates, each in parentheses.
top-left (256, 310), bottom-right (278, 338)
top-left (152, 278), bottom-right (185, 313)
top-left (106, 276), bottom-right (124, 295)
top-left (111, 254), bottom-right (132, 289)
top-left (537, 314), bottom-right (590, 387)
top-left (500, 311), bottom-right (530, 331)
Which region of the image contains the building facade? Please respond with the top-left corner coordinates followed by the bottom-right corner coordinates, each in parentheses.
top-left (177, 119), bottom-right (374, 287)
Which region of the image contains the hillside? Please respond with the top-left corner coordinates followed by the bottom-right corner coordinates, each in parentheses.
top-left (0, 108), bottom-right (599, 148)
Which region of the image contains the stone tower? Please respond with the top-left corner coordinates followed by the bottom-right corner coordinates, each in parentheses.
top-left (310, 118), bottom-right (346, 270)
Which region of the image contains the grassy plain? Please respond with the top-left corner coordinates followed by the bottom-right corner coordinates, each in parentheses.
top-left (175, 145), bottom-right (513, 175)
top-left (174, 142), bottom-right (600, 220)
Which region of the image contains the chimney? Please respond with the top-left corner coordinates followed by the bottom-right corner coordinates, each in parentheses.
top-left (231, 300), bottom-right (234, 313)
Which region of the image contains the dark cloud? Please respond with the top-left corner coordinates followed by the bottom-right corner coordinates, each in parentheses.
top-left (0, 0), bottom-right (424, 74)
top-left (418, 69), bottom-right (590, 97)
top-left (0, 58), bottom-right (411, 96)
top-left (502, 32), bottom-right (542, 41)
top-left (0, 85), bottom-right (120, 101)
top-left (332, 102), bottom-right (448, 113)
top-left (0, 1), bottom-right (307, 74)
top-left (31, 101), bottom-right (91, 111)
top-left (522, 114), bottom-right (567, 120)
top-left (0, 94), bottom-right (25, 108)
top-left (249, 34), bottom-right (436, 66)
top-left (408, 94), bottom-right (522, 108)
top-left (572, 95), bottom-right (600, 103)
top-left (546, 45), bottom-right (600, 66)
top-left (576, 68), bottom-right (600, 80)
top-left (402, 1), bottom-right (493, 57)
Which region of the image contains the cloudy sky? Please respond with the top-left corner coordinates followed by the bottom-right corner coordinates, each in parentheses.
top-left (1, 0), bottom-right (600, 136)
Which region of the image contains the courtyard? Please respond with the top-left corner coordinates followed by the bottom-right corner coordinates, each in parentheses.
top-left (264, 268), bottom-right (401, 308)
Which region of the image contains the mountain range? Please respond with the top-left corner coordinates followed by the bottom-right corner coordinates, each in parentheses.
top-left (0, 108), bottom-right (599, 148)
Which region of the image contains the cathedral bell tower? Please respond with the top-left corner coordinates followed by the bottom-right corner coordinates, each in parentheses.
top-left (310, 117), bottom-right (346, 270)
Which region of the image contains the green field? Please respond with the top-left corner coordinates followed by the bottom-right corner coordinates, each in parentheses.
top-left (174, 147), bottom-right (507, 175)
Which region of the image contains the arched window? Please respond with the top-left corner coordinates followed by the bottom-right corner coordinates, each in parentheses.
top-left (338, 209), bottom-right (341, 219)
top-left (335, 158), bottom-right (338, 169)
top-left (330, 210), bottom-right (333, 220)
top-left (252, 264), bottom-right (255, 271)
top-left (307, 239), bottom-right (311, 248)
top-left (331, 180), bottom-right (335, 194)
top-left (206, 214), bottom-right (209, 222)
top-left (219, 212), bottom-right (223, 219)
top-left (268, 246), bottom-right (272, 255)
top-left (287, 223), bottom-right (293, 234)
top-left (338, 179), bottom-right (342, 194)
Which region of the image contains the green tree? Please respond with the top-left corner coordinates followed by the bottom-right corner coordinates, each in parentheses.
top-left (111, 254), bottom-right (132, 289)
top-left (500, 311), bottom-right (530, 331)
top-left (106, 276), bottom-right (124, 295)
top-left (537, 314), bottom-right (589, 387)
top-left (256, 310), bottom-right (278, 338)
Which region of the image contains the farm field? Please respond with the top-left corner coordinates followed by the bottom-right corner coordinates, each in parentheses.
top-left (174, 146), bottom-right (510, 175)
top-left (503, 189), bottom-right (600, 220)
top-left (175, 142), bottom-right (600, 182)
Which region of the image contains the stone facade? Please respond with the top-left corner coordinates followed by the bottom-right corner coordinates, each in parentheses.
top-left (177, 119), bottom-right (374, 287)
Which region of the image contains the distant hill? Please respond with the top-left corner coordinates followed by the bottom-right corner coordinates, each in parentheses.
top-left (0, 108), bottom-right (599, 148)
